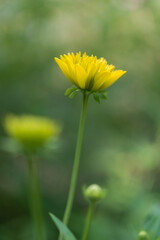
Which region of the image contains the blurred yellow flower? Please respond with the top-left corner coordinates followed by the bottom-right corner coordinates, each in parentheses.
top-left (55, 52), bottom-right (126, 91)
top-left (4, 115), bottom-right (61, 150)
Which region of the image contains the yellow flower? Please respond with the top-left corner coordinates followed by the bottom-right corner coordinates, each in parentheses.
top-left (4, 115), bottom-right (61, 150)
top-left (55, 52), bottom-right (126, 91)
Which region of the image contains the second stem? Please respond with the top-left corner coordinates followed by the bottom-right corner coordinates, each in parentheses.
top-left (81, 201), bottom-right (95, 240)
top-left (27, 154), bottom-right (45, 240)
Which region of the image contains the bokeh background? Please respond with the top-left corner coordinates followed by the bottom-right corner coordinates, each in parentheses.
top-left (0, 0), bottom-right (160, 239)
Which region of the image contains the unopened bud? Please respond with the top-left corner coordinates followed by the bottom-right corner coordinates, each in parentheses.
top-left (83, 184), bottom-right (106, 203)
top-left (138, 230), bottom-right (149, 240)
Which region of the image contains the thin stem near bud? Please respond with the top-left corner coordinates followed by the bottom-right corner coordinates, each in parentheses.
top-left (81, 201), bottom-right (95, 240)
top-left (58, 93), bottom-right (89, 240)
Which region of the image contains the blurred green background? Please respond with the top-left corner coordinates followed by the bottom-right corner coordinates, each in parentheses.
top-left (0, 0), bottom-right (160, 239)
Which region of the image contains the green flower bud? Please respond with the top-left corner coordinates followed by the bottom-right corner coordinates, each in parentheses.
top-left (83, 184), bottom-right (106, 203)
top-left (138, 230), bottom-right (149, 240)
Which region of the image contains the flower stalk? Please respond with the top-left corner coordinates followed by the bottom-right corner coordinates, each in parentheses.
top-left (58, 92), bottom-right (89, 240)
top-left (81, 201), bottom-right (96, 240)
top-left (27, 152), bottom-right (45, 240)
top-left (63, 92), bottom-right (89, 225)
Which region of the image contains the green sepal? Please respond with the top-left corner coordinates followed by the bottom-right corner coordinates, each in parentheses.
top-left (65, 87), bottom-right (77, 96)
top-left (93, 90), bottom-right (108, 103)
top-left (65, 87), bottom-right (108, 101)
top-left (49, 213), bottom-right (77, 240)
top-left (99, 91), bottom-right (108, 100)
top-left (65, 87), bottom-right (81, 99)
top-left (93, 93), bottom-right (100, 104)
top-left (69, 89), bottom-right (80, 99)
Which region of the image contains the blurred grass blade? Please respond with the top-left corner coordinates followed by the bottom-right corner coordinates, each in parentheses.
top-left (143, 204), bottom-right (160, 240)
top-left (49, 213), bottom-right (77, 240)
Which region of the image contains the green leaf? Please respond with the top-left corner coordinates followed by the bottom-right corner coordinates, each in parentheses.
top-left (64, 87), bottom-right (77, 96)
top-left (49, 213), bottom-right (77, 240)
top-left (93, 93), bottom-right (100, 103)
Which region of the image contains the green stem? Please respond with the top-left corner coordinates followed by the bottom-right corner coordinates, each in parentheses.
top-left (27, 153), bottom-right (45, 240)
top-left (58, 92), bottom-right (89, 240)
top-left (81, 201), bottom-right (96, 240)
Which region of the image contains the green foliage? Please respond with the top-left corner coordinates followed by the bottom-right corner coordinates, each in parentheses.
top-left (49, 213), bottom-right (77, 240)
top-left (0, 137), bottom-right (22, 154)
top-left (142, 204), bottom-right (160, 240)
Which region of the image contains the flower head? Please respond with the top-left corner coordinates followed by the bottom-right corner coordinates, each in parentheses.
top-left (4, 115), bottom-right (61, 150)
top-left (83, 184), bottom-right (106, 203)
top-left (55, 52), bottom-right (126, 92)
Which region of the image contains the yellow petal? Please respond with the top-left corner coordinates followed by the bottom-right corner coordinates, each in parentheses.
top-left (75, 64), bottom-right (87, 89)
top-left (98, 59), bottom-right (107, 71)
top-left (106, 64), bottom-right (115, 72)
top-left (99, 70), bottom-right (127, 90)
top-left (64, 59), bottom-right (79, 86)
top-left (54, 58), bottom-right (75, 84)
top-left (85, 62), bottom-right (96, 87)
top-left (60, 55), bottom-right (66, 62)
top-left (92, 71), bottom-right (113, 91)
top-left (75, 52), bottom-right (81, 63)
